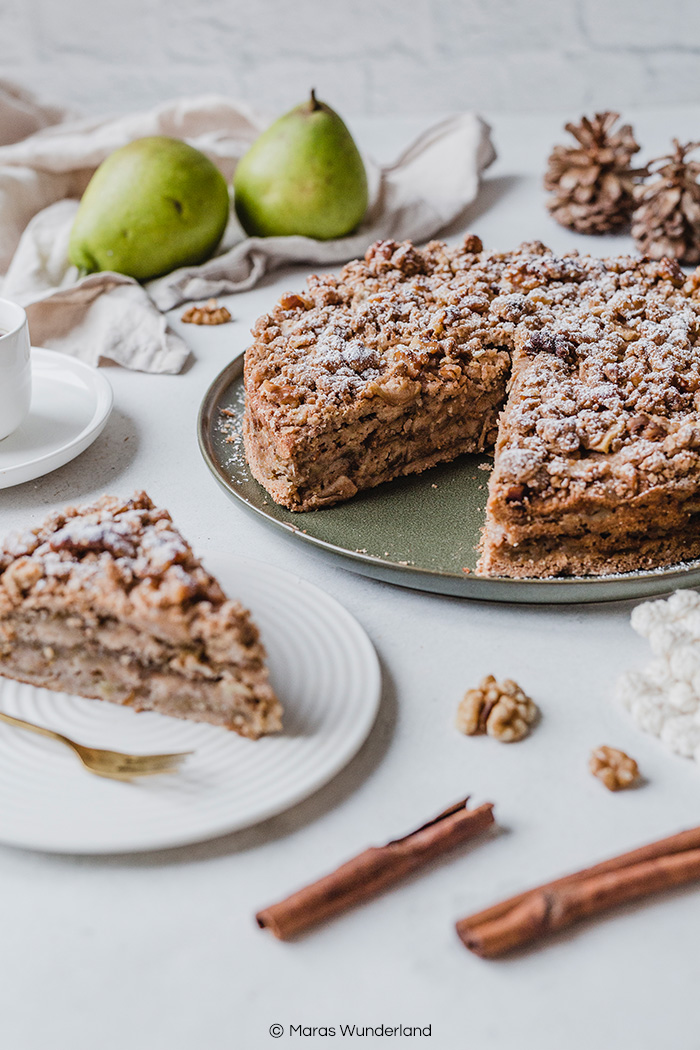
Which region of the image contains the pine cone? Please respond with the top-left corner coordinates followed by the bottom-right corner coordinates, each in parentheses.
top-left (544, 112), bottom-right (646, 234)
top-left (632, 140), bottom-right (700, 265)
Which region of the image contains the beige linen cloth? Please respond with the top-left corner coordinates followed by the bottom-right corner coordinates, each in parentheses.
top-left (0, 87), bottom-right (495, 374)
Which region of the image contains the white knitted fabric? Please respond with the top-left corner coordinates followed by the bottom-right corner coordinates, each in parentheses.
top-left (617, 589), bottom-right (700, 761)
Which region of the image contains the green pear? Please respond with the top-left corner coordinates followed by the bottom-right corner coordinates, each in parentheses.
top-left (234, 91), bottom-right (368, 240)
top-left (69, 136), bottom-right (230, 281)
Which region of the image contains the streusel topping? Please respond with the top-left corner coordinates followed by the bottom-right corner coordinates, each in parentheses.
top-left (246, 235), bottom-right (700, 447)
top-left (493, 272), bottom-right (700, 506)
top-left (0, 495), bottom-right (251, 651)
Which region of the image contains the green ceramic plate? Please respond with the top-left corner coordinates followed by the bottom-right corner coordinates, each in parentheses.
top-left (198, 356), bottom-right (700, 604)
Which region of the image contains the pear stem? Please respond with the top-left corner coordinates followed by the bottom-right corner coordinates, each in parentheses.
top-left (309, 88), bottom-right (321, 112)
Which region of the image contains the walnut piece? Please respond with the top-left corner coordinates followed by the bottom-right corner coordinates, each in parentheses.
top-left (456, 675), bottom-right (538, 743)
top-left (1, 557), bottom-right (43, 600)
top-left (589, 746), bottom-right (639, 791)
top-left (181, 299), bottom-right (232, 325)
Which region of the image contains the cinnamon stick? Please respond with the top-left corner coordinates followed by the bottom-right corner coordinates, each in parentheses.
top-left (256, 798), bottom-right (495, 940)
top-left (457, 825), bottom-right (700, 958)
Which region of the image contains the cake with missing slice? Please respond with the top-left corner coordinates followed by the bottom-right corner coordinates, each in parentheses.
top-left (0, 493), bottom-right (282, 738)
top-left (243, 235), bottom-right (700, 578)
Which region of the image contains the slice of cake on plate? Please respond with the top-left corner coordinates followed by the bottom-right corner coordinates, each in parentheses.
top-left (0, 492), bottom-right (282, 738)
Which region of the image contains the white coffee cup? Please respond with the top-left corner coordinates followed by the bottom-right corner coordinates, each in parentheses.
top-left (0, 299), bottom-right (31, 441)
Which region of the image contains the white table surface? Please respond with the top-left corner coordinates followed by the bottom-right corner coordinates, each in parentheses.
top-left (2, 107), bottom-right (700, 1050)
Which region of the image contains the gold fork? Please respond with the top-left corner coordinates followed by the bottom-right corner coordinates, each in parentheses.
top-left (0, 710), bottom-right (193, 781)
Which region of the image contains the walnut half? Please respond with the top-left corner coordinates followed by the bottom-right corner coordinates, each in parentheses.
top-left (589, 746), bottom-right (640, 791)
top-left (456, 675), bottom-right (539, 743)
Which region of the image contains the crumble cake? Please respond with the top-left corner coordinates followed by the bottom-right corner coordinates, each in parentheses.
top-left (244, 236), bottom-right (512, 510)
top-left (243, 236), bottom-right (700, 578)
top-left (0, 493), bottom-right (282, 738)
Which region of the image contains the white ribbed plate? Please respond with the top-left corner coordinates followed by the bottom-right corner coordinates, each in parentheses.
top-left (0, 554), bottom-right (380, 854)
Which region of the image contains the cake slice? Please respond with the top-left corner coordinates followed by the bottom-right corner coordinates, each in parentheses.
top-left (0, 493), bottom-right (282, 738)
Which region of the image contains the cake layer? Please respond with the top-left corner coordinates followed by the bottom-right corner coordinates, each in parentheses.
top-left (483, 484), bottom-right (700, 546)
top-left (1, 639), bottom-right (278, 737)
top-left (1, 607), bottom-right (268, 678)
top-left (479, 519), bottom-right (700, 579)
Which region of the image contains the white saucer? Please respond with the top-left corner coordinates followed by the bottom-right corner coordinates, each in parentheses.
top-left (0, 553), bottom-right (381, 853)
top-left (0, 347), bottom-right (113, 489)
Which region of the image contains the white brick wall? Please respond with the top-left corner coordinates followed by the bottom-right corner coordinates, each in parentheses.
top-left (2, 0), bottom-right (700, 118)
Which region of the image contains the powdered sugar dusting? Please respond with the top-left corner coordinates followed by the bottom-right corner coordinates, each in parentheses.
top-left (0, 492), bottom-right (225, 607)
